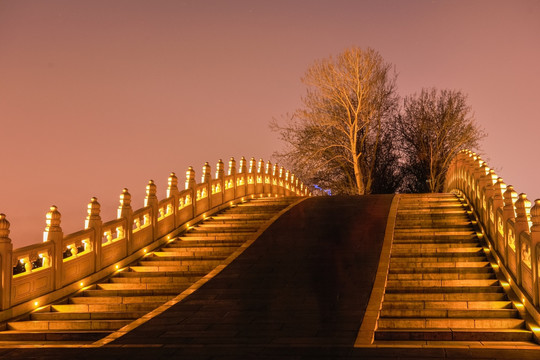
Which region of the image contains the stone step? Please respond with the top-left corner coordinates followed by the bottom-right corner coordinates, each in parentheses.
top-left (142, 254), bottom-right (227, 261)
top-left (383, 292), bottom-right (508, 301)
top-left (112, 272), bottom-right (204, 281)
top-left (381, 300), bottom-right (513, 310)
top-left (385, 286), bottom-right (504, 294)
top-left (393, 238), bottom-right (478, 245)
top-left (388, 266), bottom-right (493, 275)
top-left (136, 260), bottom-right (221, 268)
top-left (387, 272), bottom-right (496, 280)
top-left (119, 269), bottom-right (208, 277)
top-left (167, 239), bottom-right (244, 247)
top-left (390, 256), bottom-right (487, 263)
top-left (69, 295), bottom-right (174, 304)
top-left (178, 234), bottom-right (251, 241)
top-left (194, 223), bottom-right (261, 229)
top-left (389, 261), bottom-right (491, 269)
top-left (391, 243), bottom-right (481, 250)
top-left (51, 303), bottom-right (161, 313)
top-left (206, 219), bottom-right (267, 225)
top-left (391, 247), bottom-right (483, 255)
top-left (386, 279), bottom-right (500, 288)
top-left (129, 264), bottom-right (216, 272)
top-left (80, 288), bottom-right (184, 297)
top-left (377, 317), bottom-right (525, 330)
top-left (30, 311), bottom-right (146, 321)
top-left (188, 227), bottom-right (258, 234)
top-left (0, 330), bottom-right (110, 342)
top-left (210, 214), bottom-right (274, 220)
top-left (96, 283), bottom-right (189, 291)
top-left (379, 308), bottom-right (519, 318)
top-left (7, 319), bottom-right (131, 331)
top-left (152, 249), bottom-right (234, 257)
top-left (374, 329), bottom-right (533, 342)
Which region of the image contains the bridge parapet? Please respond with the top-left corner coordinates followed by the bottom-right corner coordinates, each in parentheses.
top-left (445, 150), bottom-right (540, 323)
top-left (0, 158), bottom-right (309, 320)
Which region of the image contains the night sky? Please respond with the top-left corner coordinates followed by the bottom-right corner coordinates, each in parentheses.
top-left (1, 0), bottom-right (539, 247)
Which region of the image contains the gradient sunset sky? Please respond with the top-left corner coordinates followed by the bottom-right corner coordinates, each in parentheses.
top-left (1, 0), bottom-right (539, 247)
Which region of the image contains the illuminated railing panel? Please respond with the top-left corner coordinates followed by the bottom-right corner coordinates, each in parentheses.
top-left (445, 150), bottom-right (540, 322)
top-left (0, 157), bottom-right (310, 316)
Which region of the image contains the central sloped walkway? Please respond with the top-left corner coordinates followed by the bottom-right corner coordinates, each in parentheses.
top-left (110, 195), bottom-right (393, 352)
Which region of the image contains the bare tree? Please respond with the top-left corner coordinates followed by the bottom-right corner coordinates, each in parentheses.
top-left (272, 47), bottom-right (398, 195)
top-left (395, 88), bottom-right (485, 193)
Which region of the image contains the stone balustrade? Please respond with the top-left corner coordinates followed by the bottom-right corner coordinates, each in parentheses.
top-left (445, 150), bottom-right (540, 322)
top-left (0, 158), bottom-right (309, 320)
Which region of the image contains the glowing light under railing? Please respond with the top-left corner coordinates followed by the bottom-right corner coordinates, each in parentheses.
top-left (34, 301), bottom-right (38, 306)
top-left (80, 282), bottom-right (84, 287)
top-left (115, 265), bottom-right (119, 270)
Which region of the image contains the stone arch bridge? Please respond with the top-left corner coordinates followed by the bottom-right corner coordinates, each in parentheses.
top-left (0, 151), bottom-right (539, 359)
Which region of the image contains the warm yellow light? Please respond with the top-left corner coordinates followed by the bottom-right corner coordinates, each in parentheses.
top-left (80, 282), bottom-right (83, 287)
top-left (144, 249), bottom-right (147, 253)
top-left (34, 301), bottom-right (38, 306)
top-left (115, 265), bottom-right (119, 269)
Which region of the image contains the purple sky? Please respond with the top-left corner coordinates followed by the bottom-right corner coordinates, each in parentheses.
top-left (1, 0), bottom-right (539, 247)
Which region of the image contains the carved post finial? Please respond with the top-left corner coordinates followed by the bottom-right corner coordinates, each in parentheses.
top-left (45, 205), bottom-right (62, 233)
top-left (248, 157), bottom-right (256, 174)
top-left (145, 180), bottom-right (158, 207)
top-left (118, 188), bottom-right (132, 210)
top-left (0, 214), bottom-right (10, 242)
top-left (515, 193), bottom-right (532, 225)
top-left (185, 166), bottom-right (196, 190)
top-left (215, 159), bottom-right (225, 180)
top-left (228, 157), bottom-right (236, 176)
top-left (167, 172), bottom-right (179, 197)
top-left (531, 199), bottom-right (540, 233)
top-left (503, 185), bottom-right (519, 217)
top-left (239, 157), bottom-right (247, 174)
top-left (85, 197), bottom-right (101, 229)
top-left (201, 162), bottom-right (211, 183)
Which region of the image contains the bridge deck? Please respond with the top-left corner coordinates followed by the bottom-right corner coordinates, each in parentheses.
top-left (2, 195), bottom-right (540, 359)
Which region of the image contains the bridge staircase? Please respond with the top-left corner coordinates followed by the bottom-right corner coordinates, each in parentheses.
top-left (0, 197), bottom-right (296, 345)
top-left (375, 193), bottom-right (537, 346)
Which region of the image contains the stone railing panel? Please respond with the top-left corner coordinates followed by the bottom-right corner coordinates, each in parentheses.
top-left (445, 149), bottom-right (540, 320)
top-left (101, 218), bottom-right (128, 268)
top-left (0, 157), bottom-right (309, 316)
top-left (11, 241), bottom-right (55, 306)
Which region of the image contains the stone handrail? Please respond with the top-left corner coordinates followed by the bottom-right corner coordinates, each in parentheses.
top-left (445, 150), bottom-right (540, 323)
top-left (0, 157), bottom-right (309, 321)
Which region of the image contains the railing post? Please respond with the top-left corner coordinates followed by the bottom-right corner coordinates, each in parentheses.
top-left (530, 199), bottom-right (540, 306)
top-left (514, 193), bottom-right (532, 285)
top-left (145, 180), bottom-right (159, 241)
top-left (85, 197), bottom-right (102, 272)
top-left (118, 188), bottom-right (134, 255)
top-left (228, 157), bottom-right (236, 198)
top-left (43, 205), bottom-right (63, 290)
top-left (0, 214), bottom-right (13, 310)
top-left (215, 159), bottom-right (225, 205)
top-left (167, 172), bottom-right (180, 227)
top-left (185, 166), bottom-right (196, 214)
